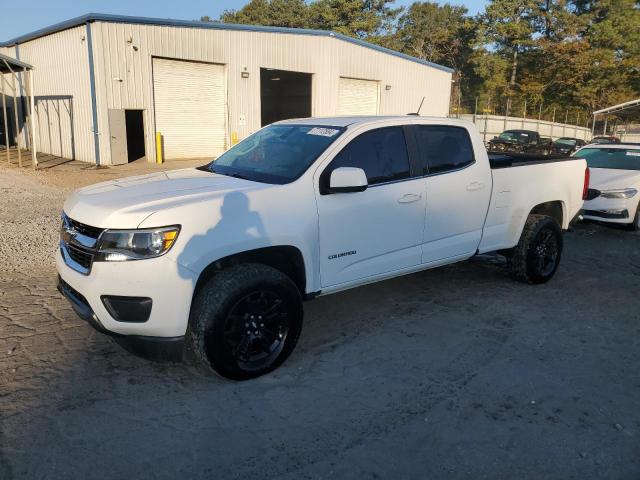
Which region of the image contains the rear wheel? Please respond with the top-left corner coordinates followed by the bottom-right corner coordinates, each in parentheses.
top-left (188, 263), bottom-right (303, 380)
top-left (506, 214), bottom-right (563, 284)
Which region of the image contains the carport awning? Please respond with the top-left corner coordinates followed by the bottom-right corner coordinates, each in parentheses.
top-left (593, 98), bottom-right (640, 118)
top-left (0, 52), bottom-right (32, 73)
top-left (1, 52), bottom-right (37, 169)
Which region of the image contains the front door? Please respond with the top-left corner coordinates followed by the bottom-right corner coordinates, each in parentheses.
top-left (316, 126), bottom-right (426, 287)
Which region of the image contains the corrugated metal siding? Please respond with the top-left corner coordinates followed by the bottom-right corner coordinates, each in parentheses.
top-left (92, 22), bottom-right (451, 164)
top-left (12, 26), bottom-right (95, 162)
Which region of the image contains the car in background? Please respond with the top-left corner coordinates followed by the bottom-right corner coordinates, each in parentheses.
top-left (488, 130), bottom-right (553, 155)
top-left (590, 136), bottom-right (621, 144)
top-left (575, 144), bottom-right (640, 230)
top-left (552, 137), bottom-right (587, 155)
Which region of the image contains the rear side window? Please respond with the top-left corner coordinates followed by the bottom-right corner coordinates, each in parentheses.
top-left (327, 127), bottom-right (410, 185)
top-left (415, 126), bottom-right (474, 174)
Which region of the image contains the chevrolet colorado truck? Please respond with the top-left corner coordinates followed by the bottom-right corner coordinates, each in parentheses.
top-left (57, 117), bottom-right (588, 380)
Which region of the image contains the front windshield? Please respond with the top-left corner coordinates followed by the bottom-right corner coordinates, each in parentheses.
top-left (574, 148), bottom-right (640, 171)
top-left (555, 138), bottom-right (577, 146)
top-left (498, 131), bottom-right (530, 143)
top-left (203, 124), bottom-right (345, 184)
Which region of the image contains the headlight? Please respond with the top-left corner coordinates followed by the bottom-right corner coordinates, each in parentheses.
top-left (600, 188), bottom-right (638, 199)
top-left (96, 226), bottom-right (180, 261)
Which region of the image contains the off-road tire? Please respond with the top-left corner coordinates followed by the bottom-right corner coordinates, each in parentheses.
top-left (187, 263), bottom-right (303, 380)
top-left (506, 214), bottom-right (563, 284)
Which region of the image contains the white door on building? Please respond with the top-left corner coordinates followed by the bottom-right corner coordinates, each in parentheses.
top-left (108, 109), bottom-right (128, 165)
top-left (337, 77), bottom-right (379, 116)
top-left (153, 58), bottom-right (227, 159)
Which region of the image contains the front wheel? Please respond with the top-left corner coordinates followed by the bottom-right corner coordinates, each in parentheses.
top-left (506, 214), bottom-right (563, 284)
top-left (188, 263), bottom-right (303, 380)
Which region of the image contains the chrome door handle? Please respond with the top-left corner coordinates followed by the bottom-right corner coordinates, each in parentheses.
top-left (398, 193), bottom-right (422, 203)
top-left (466, 182), bottom-right (485, 191)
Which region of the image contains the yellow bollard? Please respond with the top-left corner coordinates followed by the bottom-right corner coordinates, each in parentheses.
top-left (231, 131), bottom-right (239, 145)
top-left (155, 132), bottom-right (163, 164)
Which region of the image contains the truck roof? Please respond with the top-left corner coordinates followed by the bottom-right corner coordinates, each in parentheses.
top-left (275, 115), bottom-right (473, 128)
top-left (503, 129), bottom-right (538, 135)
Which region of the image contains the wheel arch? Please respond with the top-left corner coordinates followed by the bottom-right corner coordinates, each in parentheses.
top-left (529, 200), bottom-right (565, 229)
top-left (192, 245), bottom-right (308, 300)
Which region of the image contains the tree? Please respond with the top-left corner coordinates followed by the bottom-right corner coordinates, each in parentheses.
top-left (214, 0), bottom-right (310, 28)
top-left (395, 2), bottom-right (474, 70)
top-left (476, 0), bottom-right (540, 115)
top-left (307, 0), bottom-right (401, 40)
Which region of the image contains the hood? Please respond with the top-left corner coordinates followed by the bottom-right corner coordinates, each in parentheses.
top-left (63, 168), bottom-right (271, 228)
top-left (589, 168), bottom-right (640, 191)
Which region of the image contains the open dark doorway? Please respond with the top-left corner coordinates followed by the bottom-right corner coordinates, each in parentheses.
top-left (260, 69), bottom-right (312, 126)
top-left (125, 110), bottom-right (145, 162)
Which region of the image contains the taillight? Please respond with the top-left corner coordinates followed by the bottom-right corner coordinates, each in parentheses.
top-left (582, 167), bottom-right (590, 200)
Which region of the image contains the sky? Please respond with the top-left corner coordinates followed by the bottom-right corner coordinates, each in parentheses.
top-left (0, 0), bottom-right (488, 42)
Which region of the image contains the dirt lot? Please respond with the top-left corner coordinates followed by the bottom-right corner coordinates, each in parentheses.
top-left (1, 161), bottom-right (640, 480)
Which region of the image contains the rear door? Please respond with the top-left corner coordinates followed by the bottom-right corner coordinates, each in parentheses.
top-left (413, 125), bottom-right (492, 264)
top-left (316, 126), bottom-right (425, 287)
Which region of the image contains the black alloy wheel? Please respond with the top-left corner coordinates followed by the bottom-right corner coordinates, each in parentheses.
top-left (527, 227), bottom-right (559, 277)
top-left (222, 290), bottom-right (291, 372)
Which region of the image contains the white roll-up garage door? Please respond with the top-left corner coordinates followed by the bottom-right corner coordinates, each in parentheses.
top-left (338, 77), bottom-right (379, 116)
top-left (153, 58), bottom-right (227, 159)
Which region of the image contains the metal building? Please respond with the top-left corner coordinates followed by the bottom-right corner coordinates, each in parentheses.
top-left (0, 13), bottom-right (453, 165)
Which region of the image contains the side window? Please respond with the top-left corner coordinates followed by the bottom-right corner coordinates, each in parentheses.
top-left (326, 127), bottom-right (410, 186)
top-left (415, 126), bottom-right (474, 175)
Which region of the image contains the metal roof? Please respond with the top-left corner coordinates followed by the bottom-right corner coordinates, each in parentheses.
top-left (0, 52), bottom-right (32, 73)
top-left (0, 13), bottom-right (454, 74)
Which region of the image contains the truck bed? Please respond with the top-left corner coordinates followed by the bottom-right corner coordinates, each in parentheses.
top-left (488, 153), bottom-right (574, 169)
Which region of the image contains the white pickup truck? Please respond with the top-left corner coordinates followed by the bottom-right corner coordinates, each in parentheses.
top-left (57, 117), bottom-right (588, 379)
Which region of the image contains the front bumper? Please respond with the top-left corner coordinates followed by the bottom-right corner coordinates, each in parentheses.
top-left (58, 276), bottom-right (185, 361)
top-left (582, 196), bottom-right (636, 224)
top-left (56, 246), bottom-right (197, 335)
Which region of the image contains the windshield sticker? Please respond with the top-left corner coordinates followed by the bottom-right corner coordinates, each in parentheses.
top-left (307, 127), bottom-right (340, 137)
top-left (626, 151), bottom-right (640, 157)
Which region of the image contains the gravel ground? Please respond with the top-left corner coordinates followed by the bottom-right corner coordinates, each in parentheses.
top-left (1, 162), bottom-right (640, 479)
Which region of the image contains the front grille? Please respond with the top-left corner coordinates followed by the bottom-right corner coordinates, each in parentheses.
top-left (66, 243), bottom-right (94, 269)
top-left (60, 213), bottom-right (103, 275)
top-left (69, 218), bottom-right (104, 238)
